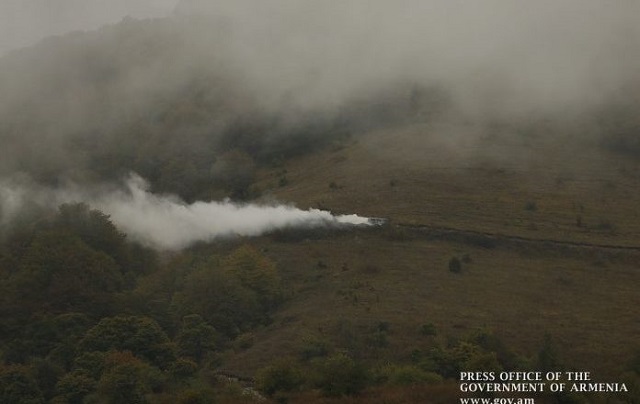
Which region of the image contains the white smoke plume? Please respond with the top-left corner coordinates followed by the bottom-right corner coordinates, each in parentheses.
top-left (0, 174), bottom-right (372, 250)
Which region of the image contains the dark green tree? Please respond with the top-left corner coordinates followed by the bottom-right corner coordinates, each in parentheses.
top-left (257, 357), bottom-right (304, 398)
top-left (176, 314), bottom-right (219, 362)
top-left (53, 370), bottom-right (97, 404)
top-left (0, 365), bottom-right (45, 404)
top-left (79, 316), bottom-right (175, 369)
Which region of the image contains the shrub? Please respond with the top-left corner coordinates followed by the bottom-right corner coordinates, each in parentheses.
top-left (257, 358), bottom-right (304, 397)
top-left (386, 365), bottom-right (443, 386)
top-left (299, 336), bottom-right (331, 361)
top-left (420, 323), bottom-right (437, 337)
top-left (315, 353), bottom-right (369, 397)
top-left (448, 257), bottom-right (462, 273)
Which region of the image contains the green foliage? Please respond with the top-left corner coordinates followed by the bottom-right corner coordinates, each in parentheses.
top-left (72, 351), bottom-right (107, 380)
top-left (537, 334), bottom-right (562, 372)
top-left (13, 230), bottom-right (123, 316)
top-left (174, 246), bottom-right (282, 338)
top-left (176, 314), bottom-right (219, 362)
top-left (170, 358), bottom-right (198, 380)
top-left (420, 323), bottom-right (437, 336)
top-left (0, 364), bottom-right (45, 404)
top-left (96, 351), bottom-right (161, 404)
top-left (365, 328), bottom-right (389, 350)
top-left (256, 357), bottom-right (304, 397)
top-left (299, 335), bottom-right (331, 361)
top-left (378, 365), bottom-right (443, 386)
top-left (418, 330), bottom-right (518, 379)
top-left (278, 176), bottom-right (289, 187)
top-left (173, 386), bottom-right (216, 404)
top-left (525, 201), bottom-right (537, 211)
top-left (4, 313), bottom-right (93, 367)
top-left (28, 358), bottom-right (64, 401)
top-left (314, 353), bottom-right (369, 397)
top-left (55, 203), bottom-right (127, 265)
top-left (467, 328), bottom-right (521, 371)
top-left (232, 332), bottom-right (255, 352)
top-left (79, 316), bottom-right (175, 369)
top-left (448, 257), bottom-right (462, 273)
top-left (53, 370), bottom-right (97, 404)
top-left (222, 245), bottom-right (282, 311)
top-left (173, 262), bottom-right (260, 338)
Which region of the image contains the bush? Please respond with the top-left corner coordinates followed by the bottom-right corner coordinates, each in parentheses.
top-left (448, 257), bottom-right (462, 274)
top-left (420, 323), bottom-right (437, 337)
top-left (299, 336), bottom-right (331, 361)
top-left (256, 358), bottom-right (304, 397)
top-left (97, 352), bottom-right (161, 404)
top-left (385, 365), bottom-right (443, 386)
top-left (315, 353), bottom-right (369, 397)
top-left (537, 334), bottom-right (562, 372)
top-left (170, 358), bottom-right (198, 380)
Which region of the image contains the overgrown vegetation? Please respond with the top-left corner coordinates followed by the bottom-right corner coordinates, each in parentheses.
top-left (0, 203), bottom-right (287, 402)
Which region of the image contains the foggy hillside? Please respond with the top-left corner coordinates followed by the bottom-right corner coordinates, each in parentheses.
top-left (0, 2), bottom-right (639, 403)
top-left (0, 0), bottom-right (639, 248)
top-left (1, 0), bottom-right (639, 185)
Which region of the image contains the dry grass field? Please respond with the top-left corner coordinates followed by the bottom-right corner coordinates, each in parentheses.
top-left (220, 124), bottom-right (640, 384)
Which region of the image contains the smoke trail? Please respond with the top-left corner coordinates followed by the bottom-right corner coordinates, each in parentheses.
top-left (0, 174), bottom-right (372, 249)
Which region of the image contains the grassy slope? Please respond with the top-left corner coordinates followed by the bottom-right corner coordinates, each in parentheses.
top-left (223, 123), bottom-right (640, 379)
top-left (262, 123), bottom-right (640, 246)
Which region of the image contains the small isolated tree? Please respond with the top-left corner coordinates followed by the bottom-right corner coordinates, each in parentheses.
top-left (420, 323), bottom-right (437, 337)
top-left (448, 257), bottom-right (462, 273)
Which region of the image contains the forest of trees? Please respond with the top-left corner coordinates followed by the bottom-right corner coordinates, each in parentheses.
top-left (0, 203), bottom-right (638, 403)
top-left (0, 202), bottom-right (285, 402)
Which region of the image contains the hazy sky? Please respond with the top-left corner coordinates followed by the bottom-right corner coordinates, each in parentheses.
top-left (0, 0), bottom-right (178, 55)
